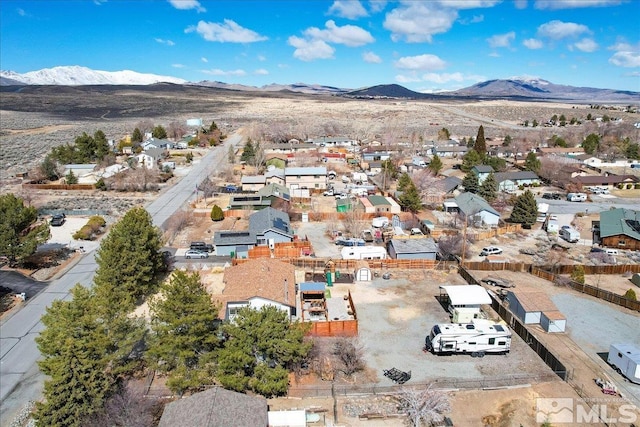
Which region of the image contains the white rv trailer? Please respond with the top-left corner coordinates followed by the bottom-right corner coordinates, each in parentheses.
top-left (425, 319), bottom-right (511, 357)
top-left (607, 343), bottom-right (640, 384)
top-left (341, 246), bottom-right (387, 260)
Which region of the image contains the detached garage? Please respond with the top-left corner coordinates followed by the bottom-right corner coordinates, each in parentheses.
top-left (506, 291), bottom-right (561, 326)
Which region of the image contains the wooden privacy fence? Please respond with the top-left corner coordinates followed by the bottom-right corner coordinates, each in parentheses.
top-left (461, 261), bottom-right (532, 272)
top-left (22, 183), bottom-right (95, 190)
top-left (467, 224), bottom-right (522, 241)
top-left (230, 257), bottom-right (457, 270)
top-left (530, 267), bottom-right (640, 312)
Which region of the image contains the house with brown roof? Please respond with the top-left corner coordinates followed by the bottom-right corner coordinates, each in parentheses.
top-left (570, 174), bottom-right (639, 189)
top-left (158, 386), bottom-right (268, 427)
top-left (218, 259), bottom-right (297, 321)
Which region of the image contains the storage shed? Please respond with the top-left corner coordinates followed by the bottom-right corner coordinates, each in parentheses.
top-left (439, 285), bottom-right (491, 315)
top-left (354, 261), bottom-right (372, 281)
top-left (506, 291), bottom-right (559, 325)
top-left (540, 310), bottom-right (567, 333)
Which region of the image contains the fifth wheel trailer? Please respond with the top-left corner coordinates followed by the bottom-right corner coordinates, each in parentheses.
top-left (341, 246), bottom-right (387, 260)
top-left (607, 343), bottom-right (640, 384)
top-left (425, 319), bottom-right (511, 357)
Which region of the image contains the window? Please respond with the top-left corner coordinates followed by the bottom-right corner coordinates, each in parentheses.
top-left (618, 240), bottom-right (626, 246)
top-left (468, 342), bottom-right (476, 345)
top-left (488, 338), bottom-right (495, 345)
top-left (498, 341), bottom-right (506, 346)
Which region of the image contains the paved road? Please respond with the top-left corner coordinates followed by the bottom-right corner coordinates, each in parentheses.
top-left (0, 133), bottom-right (243, 424)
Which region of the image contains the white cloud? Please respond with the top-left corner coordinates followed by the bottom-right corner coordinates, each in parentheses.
top-left (537, 20), bottom-right (590, 40)
top-left (535, 0), bottom-right (622, 9)
top-left (369, 0), bottom-right (387, 13)
top-left (303, 20), bottom-right (374, 47)
top-left (327, 1), bottom-right (368, 19)
top-left (154, 38), bottom-right (175, 46)
top-left (394, 54), bottom-right (446, 70)
top-left (571, 38), bottom-right (598, 52)
top-left (523, 38), bottom-right (544, 49)
top-left (437, 0), bottom-right (500, 9)
top-left (172, 63), bottom-right (185, 68)
top-left (186, 19), bottom-right (267, 43)
top-left (488, 52), bottom-right (500, 57)
top-left (609, 51), bottom-right (640, 67)
top-left (421, 72), bottom-right (465, 84)
top-left (395, 74), bottom-right (422, 83)
top-left (362, 51), bottom-right (382, 63)
top-left (487, 31), bottom-right (515, 48)
top-left (254, 69), bottom-right (269, 75)
top-left (16, 8), bottom-right (27, 16)
top-left (168, 0), bottom-right (205, 13)
top-left (202, 68), bottom-right (247, 76)
top-left (514, 0), bottom-right (528, 9)
top-left (288, 36), bottom-right (335, 61)
top-left (201, 57), bottom-right (208, 63)
top-left (257, 54), bottom-right (266, 61)
top-left (383, 2), bottom-right (458, 43)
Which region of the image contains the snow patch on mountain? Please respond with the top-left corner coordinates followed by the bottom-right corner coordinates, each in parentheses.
top-left (0, 66), bottom-right (187, 85)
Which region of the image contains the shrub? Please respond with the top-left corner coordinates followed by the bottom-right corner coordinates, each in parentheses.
top-left (95, 178), bottom-right (107, 191)
top-left (626, 184), bottom-right (633, 189)
top-left (72, 216), bottom-right (106, 240)
top-left (210, 205), bottom-right (224, 221)
top-left (635, 183), bottom-right (640, 189)
top-left (617, 183), bottom-right (624, 189)
top-left (571, 265), bottom-right (585, 284)
top-left (624, 288), bottom-right (637, 301)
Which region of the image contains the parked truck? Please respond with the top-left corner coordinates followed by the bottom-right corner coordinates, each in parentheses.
top-left (607, 343), bottom-right (640, 384)
top-left (412, 157), bottom-right (428, 168)
top-left (559, 226), bottom-right (580, 243)
top-left (425, 319), bottom-right (511, 357)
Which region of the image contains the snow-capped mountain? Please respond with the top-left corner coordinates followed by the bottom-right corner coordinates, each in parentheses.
top-left (0, 66), bottom-right (187, 86)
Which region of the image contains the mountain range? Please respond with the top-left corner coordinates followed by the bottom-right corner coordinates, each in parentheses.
top-left (1, 66), bottom-right (638, 103)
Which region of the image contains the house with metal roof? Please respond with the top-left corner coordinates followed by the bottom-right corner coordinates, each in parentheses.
top-left (388, 237), bottom-right (439, 260)
top-left (284, 166), bottom-right (327, 190)
top-left (158, 386), bottom-right (268, 427)
top-left (213, 230), bottom-right (257, 257)
top-left (241, 174), bottom-right (266, 191)
top-left (593, 208), bottom-right (640, 250)
top-left (454, 192), bottom-right (500, 226)
top-left (249, 207), bottom-right (293, 245)
top-left (493, 171), bottom-right (541, 192)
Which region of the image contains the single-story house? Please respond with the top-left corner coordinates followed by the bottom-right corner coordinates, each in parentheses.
top-left (213, 231), bottom-right (257, 257)
top-left (63, 163), bottom-right (97, 177)
top-left (387, 237), bottom-right (439, 260)
top-left (433, 145), bottom-right (468, 158)
top-left (308, 136), bottom-right (358, 147)
top-left (422, 176), bottom-right (462, 204)
top-left (472, 165), bottom-right (494, 183)
top-left (249, 207), bottom-right (294, 245)
top-left (241, 175), bottom-right (266, 191)
top-left (158, 387), bottom-right (268, 427)
top-left (455, 192), bottom-right (500, 226)
top-left (571, 174), bottom-right (639, 189)
top-left (537, 147), bottom-right (585, 157)
top-left (368, 161), bottom-right (383, 174)
top-left (362, 150), bottom-right (391, 162)
top-left (505, 290), bottom-right (559, 325)
top-left (142, 138), bottom-right (173, 150)
top-left (494, 171), bottom-right (541, 192)
top-left (285, 166), bottom-right (327, 190)
top-left (575, 154), bottom-right (603, 167)
top-left (360, 195), bottom-right (401, 214)
top-left (219, 258), bottom-right (297, 321)
top-left (593, 208), bottom-right (640, 250)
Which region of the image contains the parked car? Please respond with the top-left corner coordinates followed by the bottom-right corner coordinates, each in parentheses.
top-left (185, 249), bottom-right (209, 259)
top-left (323, 189), bottom-right (334, 196)
top-left (50, 214), bottom-right (66, 227)
top-left (335, 193), bottom-right (348, 200)
top-left (542, 193), bottom-right (562, 200)
top-left (190, 241), bottom-right (213, 252)
top-left (480, 246), bottom-right (503, 256)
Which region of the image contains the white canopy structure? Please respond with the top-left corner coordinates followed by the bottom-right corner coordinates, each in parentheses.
top-left (440, 285), bottom-right (491, 308)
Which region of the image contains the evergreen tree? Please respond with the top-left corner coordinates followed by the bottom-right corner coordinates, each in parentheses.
top-left (398, 181), bottom-right (422, 213)
top-left (93, 207), bottom-right (164, 312)
top-left (437, 127), bottom-right (450, 140)
top-left (474, 125), bottom-right (487, 157)
top-left (94, 130), bottom-right (110, 159)
top-left (131, 127), bottom-right (143, 143)
top-left (510, 190), bottom-right (538, 227)
top-left (211, 205), bottom-right (224, 221)
top-left (152, 125), bottom-right (167, 139)
top-left (428, 154), bottom-right (443, 175)
top-left (461, 149), bottom-right (482, 172)
top-left (397, 172), bottom-right (412, 192)
top-left (582, 133), bottom-right (600, 155)
top-left (216, 306), bottom-right (311, 397)
top-left (209, 120), bottom-right (218, 132)
top-left (524, 152), bottom-right (541, 173)
top-left (461, 171), bottom-right (479, 194)
top-left (35, 285), bottom-right (115, 426)
top-left (147, 271), bottom-right (220, 394)
top-left (39, 154), bottom-right (61, 181)
top-left (626, 142), bottom-right (639, 160)
top-left (240, 140), bottom-right (256, 164)
top-left (479, 172), bottom-right (498, 201)
top-left (0, 194), bottom-right (50, 266)
top-left (483, 156), bottom-right (506, 172)
top-left (502, 135), bottom-right (512, 146)
top-left (65, 169), bottom-right (78, 184)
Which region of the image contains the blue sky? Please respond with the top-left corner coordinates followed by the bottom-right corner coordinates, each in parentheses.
top-left (1, 0), bottom-right (639, 92)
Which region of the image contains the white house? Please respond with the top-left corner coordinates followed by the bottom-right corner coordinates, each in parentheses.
top-left (454, 192), bottom-right (500, 226)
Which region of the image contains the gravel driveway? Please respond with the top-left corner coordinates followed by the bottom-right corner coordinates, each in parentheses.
top-left (295, 221), bottom-right (341, 258)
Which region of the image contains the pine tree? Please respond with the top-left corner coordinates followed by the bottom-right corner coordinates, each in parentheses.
top-left (397, 172), bottom-right (412, 192)
top-left (510, 190), bottom-right (538, 227)
top-left (461, 149), bottom-right (482, 172)
top-left (461, 171), bottom-right (479, 194)
top-left (93, 207), bottom-right (164, 312)
top-left (211, 204), bottom-right (224, 221)
top-left (240, 140), bottom-right (256, 164)
top-left (131, 127), bottom-right (143, 143)
top-left (0, 193), bottom-right (50, 266)
top-left (399, 181), bottom-right (422, 213)
top-left (479, 172), bottom-right (498, 201)
top-left (428, 154), bottom-right (443, 175)
top-left (65, 169), bottom-right (78, 184)
top-left (524, 152), bottom-right (541, 173)
top-left (147, 271), bottom-right (220, 394)
top-left (474, 125), bottom-right (487, 157)
top-left (152, 125), bottom-right (167, 139)
top-left (216, 306), bottom-right (311, 397)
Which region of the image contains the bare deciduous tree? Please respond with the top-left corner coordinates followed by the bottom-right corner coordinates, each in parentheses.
top-left (164, 209), bottom-right (194, 243)
top-left (333, 337), bottom-right (365, 376)
top-left (396, 385), bottom-right (451, 427)
top-left (167, 121), bottom-right (187, 140)
top-left (342, 208), bottom-right (367, 237)
top-left (85, 382), bottom-right (161, 427)
top-left (136, 119), bottom-right (154, 136)
top-left (437, 234), bottom-right (466, 258)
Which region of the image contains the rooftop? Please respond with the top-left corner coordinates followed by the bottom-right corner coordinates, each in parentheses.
top-left (440, 285), bottom-right (491, 305)
top-left (389, 237), bottom-right (439, 254)
top-left (599, 208), bottom-right (640, 240)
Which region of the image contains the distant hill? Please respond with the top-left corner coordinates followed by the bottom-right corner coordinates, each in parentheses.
top-left (192, 80), bottom-right (348, 95)
top-left (343, 84), bottom-right (431, 99)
